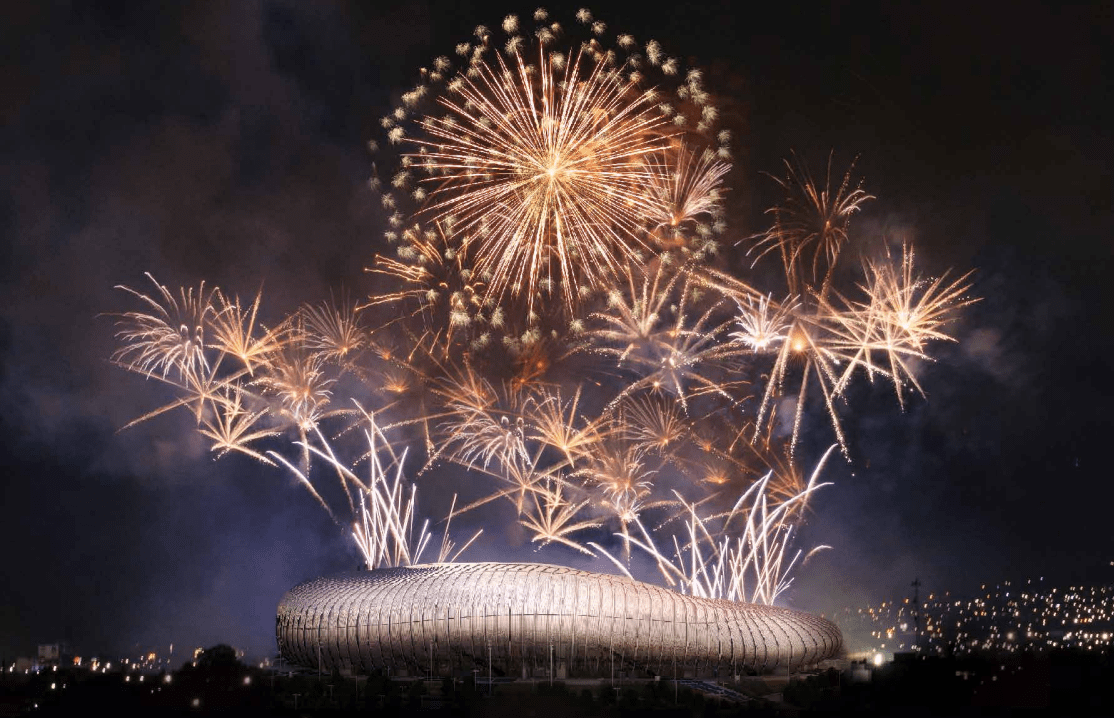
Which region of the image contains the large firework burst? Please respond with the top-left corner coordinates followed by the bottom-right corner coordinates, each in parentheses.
top-left (373, 8), bottom-right (730, 336)
top-left (411, 46), bottom-right (670, 310)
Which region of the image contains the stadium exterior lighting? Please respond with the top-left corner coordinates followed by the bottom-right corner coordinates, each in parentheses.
top-left (277, 563), bottom-right (842, 678)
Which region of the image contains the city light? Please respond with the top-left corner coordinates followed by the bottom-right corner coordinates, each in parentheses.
top-left (849, 579), bottom-right (1114, 655)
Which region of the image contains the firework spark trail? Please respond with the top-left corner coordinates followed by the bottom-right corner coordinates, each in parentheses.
top-left (209, 289), bottom-right (287, 376)
top-left (526, 387), bottom-right (607, 468)
top-left (828, 244), bottom-right (978, 406)
top-left (366, 221), bottom-right (490, 355)
top-left (730, 293), bottom-right (797, 353)
top-left (302, 296), bottom-right (367, 362)
top-left (730, 419), bottom-right (813, 505)
top-left (598, 446), bottom-right (835, 604)
top-left (446, 451), bottom-right (575, 522)
top-left (113, 273), bottom-right (215, 380)
top-left (758, 310), bottom-right (849, 457)
top-left (198, 387), bottom-right (279, 465)
top-left (267, 449), bottom-right (337, 524)
top-left (751, 153), bottom-right (875, 293)
top-left (519, 481), bottom-right (599, 556)
top-left (583, 265), bottom-right (749, 415)
top-left (288, 414), bottom-right (482, 570)
top-left (644, 141), bottom-right (731, 242)
top-left (114, 356), bottom-right (249, 430)
top-left (436, 494), bottom-right (485, 564)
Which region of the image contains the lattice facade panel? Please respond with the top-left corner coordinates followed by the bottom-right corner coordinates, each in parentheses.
top-left (276, 562), bottom-right (842, 676)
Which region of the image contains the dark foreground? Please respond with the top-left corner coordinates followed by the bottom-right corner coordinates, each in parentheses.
top-left (4, 648), bottom-right (1113, 716)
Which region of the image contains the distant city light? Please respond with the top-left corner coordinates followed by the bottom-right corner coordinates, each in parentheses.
top-left (849, 579), bottom-right (1114, 655)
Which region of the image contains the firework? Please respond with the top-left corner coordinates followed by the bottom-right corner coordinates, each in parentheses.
top-left (372, 8), bottom-right (731, 325)
top-left (526, 387), bottom-right (606, 467)
top-left (752, 304), bottom-right (848, 456)
top-left (519, 481), bottom-right (599, 555)
top-left (113, 273), bottom-right (214, 380)
top-left (366, 221), bottom-right (490, 355)
top-left (599, 446), bottom-right (835, 604)
top-left (209, 290), bottom-right (288, 376)
top-left (301, 296), bottom-right (367, 363)
top-left (829, 244), bottom-right (977, 406)
top-left (619, 394), bottom-right (690, 455)
top-left (107, 9), bottom-right (977, 610)
top-left (752, 153), bottom-right (874, 292)
top-left (577, 441), bottom-right (656, 510)
top-left (582, 263), bottom-right (747, 414)
top-left (198, 387), bottom-right (279, 465)
top-left (644, 141), bottom-right (731, 248)
top-left (432, 363), bottom-right (529, 469)
top-left (411, 46), bottom-right (668, 311)
top-left (730, 292), bottom-right (797, 352)
top-left (253, 339), bottom-right (338, 432)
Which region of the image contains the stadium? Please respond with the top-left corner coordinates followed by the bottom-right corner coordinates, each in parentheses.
top-left (276, 563), bottom-right (842, 679)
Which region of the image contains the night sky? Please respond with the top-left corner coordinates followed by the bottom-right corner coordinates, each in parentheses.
top-left (2, 1), bottom-right (1111, 662)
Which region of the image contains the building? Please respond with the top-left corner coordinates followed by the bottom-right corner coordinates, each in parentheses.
top-left (276, 562), bottom-right (842, 679)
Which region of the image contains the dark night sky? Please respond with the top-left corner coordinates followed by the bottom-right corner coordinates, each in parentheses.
top-left (2, 1), bottom-right (1112, 661)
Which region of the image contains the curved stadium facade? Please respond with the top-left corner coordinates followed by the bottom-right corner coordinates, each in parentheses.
top-left (276, 563), bottom-right (842, 678)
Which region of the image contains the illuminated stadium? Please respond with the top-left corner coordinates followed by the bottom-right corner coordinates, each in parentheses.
top-left (276, 563), bottom-right (842, 678)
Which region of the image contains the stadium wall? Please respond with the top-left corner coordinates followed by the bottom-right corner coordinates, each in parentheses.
top-left (276, 562), bottom-right (842, 677)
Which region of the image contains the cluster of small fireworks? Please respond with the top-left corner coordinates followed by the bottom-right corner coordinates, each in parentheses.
top-left (109, 9), bottom-right (976, 605)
